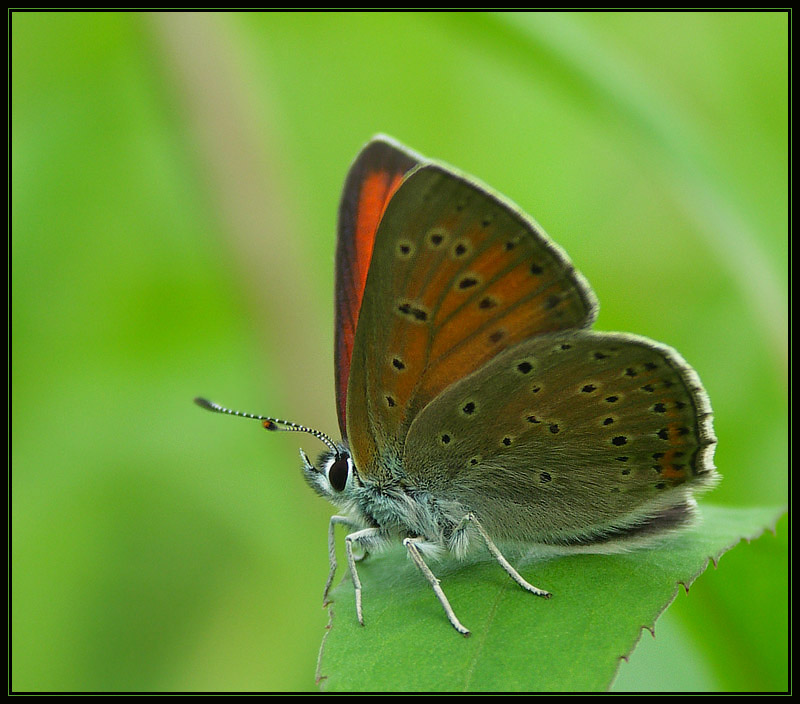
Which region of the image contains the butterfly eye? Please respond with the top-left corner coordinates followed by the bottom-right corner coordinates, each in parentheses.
top-left (327, 454), bottom-right (350, 492)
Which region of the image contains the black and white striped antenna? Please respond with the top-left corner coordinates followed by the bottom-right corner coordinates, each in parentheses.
top-left (194, 397), bottom-right (339, 456)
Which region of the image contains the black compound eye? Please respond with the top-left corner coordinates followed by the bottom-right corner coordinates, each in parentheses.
top-left (328, 455), bottom-right (350, 492)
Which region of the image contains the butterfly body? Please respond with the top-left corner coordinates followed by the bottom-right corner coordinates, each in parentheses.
top-left (303, 445), bottom-right (464, 557)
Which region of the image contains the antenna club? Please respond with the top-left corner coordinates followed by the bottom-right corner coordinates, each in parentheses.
top-left (194, 397), bottom-right (217, 411)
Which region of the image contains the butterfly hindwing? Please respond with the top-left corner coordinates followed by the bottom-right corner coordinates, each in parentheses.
top-left (402, 330), bottom-right (717, 544)
top-left (346, 163), bottom-right (599, 479)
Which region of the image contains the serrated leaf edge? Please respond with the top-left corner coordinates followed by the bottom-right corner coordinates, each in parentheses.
top-left (607, 508), bottom-right (786, 691)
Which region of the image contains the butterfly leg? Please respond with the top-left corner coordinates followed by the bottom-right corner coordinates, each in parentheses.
top-left (403, 537), bottom-right (471, 636)
top-left (343, 527), bottom-right (385, 626)
top-left (324, 515), bottom-right (362, 606)
top-left (466, 512), bottom-right (552, 598)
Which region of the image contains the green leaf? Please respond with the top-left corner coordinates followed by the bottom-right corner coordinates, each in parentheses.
top-left (318, 504), bottom-right (783, 692)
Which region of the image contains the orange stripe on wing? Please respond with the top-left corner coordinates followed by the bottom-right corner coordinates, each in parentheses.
top-left (336, 170), bottom-right (406, 434)
top-left (353, 170), bottom-right (405, 300)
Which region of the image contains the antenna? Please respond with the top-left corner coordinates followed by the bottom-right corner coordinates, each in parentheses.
top-left (194, 397), bottom-right (340, 456)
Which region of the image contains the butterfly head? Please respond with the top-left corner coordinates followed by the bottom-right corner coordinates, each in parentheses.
top-left (301, 444), bottom-right (363, 503)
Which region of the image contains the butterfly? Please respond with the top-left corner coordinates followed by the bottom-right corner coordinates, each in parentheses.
top-left (196, 135), bottom-right (717, 636)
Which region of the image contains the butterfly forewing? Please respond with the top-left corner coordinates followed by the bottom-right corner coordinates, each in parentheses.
top-left (335, 137), bottom-right (421, 438)
top-left (346, 164), bottom-right (599, 479)
top-left (403, 330), bottom-right (717, 544)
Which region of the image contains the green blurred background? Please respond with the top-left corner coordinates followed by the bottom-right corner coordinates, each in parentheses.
top-left (12, 11), bottom-right (787, 692)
